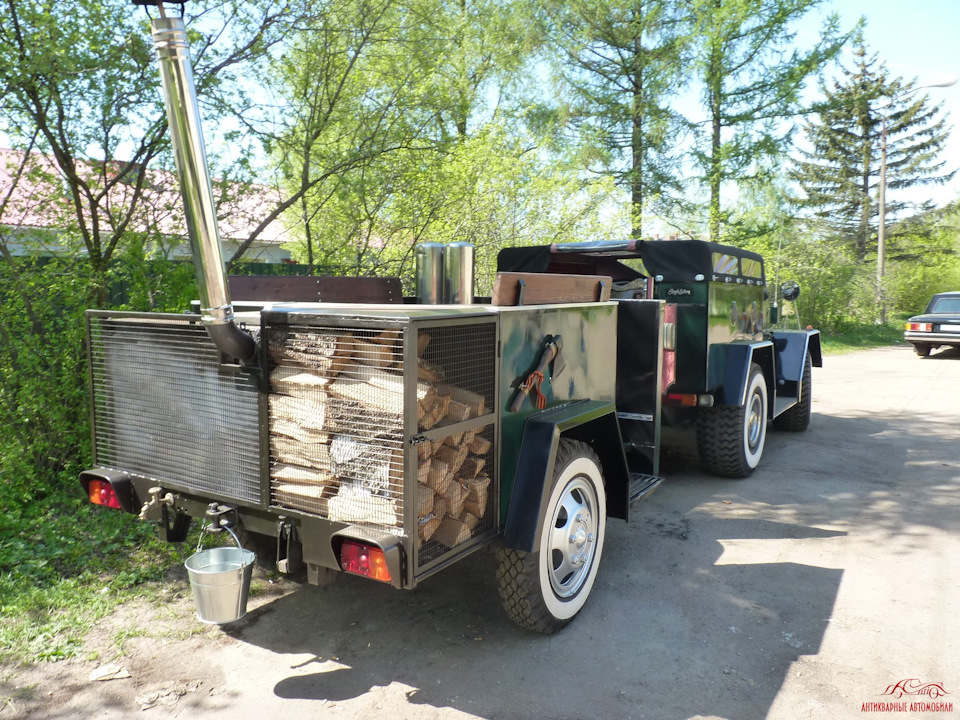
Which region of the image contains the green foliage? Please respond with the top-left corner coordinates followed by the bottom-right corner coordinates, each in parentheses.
top-left (689, 0), bottom-right (849, 241)
top-left (542, 0), bottom-right (693, 237)
top-left (792, 37), bottom-right (955, 263)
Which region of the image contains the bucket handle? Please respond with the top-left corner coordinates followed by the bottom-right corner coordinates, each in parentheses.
top-left (196, 524), bottom-right (245, 555)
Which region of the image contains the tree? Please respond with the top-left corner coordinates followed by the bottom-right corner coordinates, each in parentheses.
top-left (691, 0), bottom-right (848, 242)
top-left (792, 39), bottom-right (955, 263)
top-left (544, 0), bottom-right (691, 238)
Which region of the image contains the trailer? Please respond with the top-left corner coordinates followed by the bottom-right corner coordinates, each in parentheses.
top-left (79, 5), bottom-right (820, 633)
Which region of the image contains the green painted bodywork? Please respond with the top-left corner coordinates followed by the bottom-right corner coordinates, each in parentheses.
top-left (655, 281), bottom-right (765, 393)
top-left (497, 303), bottom-right (618, 524)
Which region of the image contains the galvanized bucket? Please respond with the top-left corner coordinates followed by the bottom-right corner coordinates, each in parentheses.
top-left (184, 526), bottom-right (255, 624)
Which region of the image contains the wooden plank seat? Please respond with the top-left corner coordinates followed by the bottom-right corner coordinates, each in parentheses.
top-left (491, 272), bottom-right (613, 306)
top-left (228, 275), bottom-right (403, 304)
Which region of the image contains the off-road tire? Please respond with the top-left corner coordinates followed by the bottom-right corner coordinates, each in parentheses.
top-left (914, 343), bottom-right (932, 357)
top-left (773, 352), bottom-right (812, 432)
top-left (496, 439), bottom-right (606, 633)
top-left (697, 363), bottom-right (767, 478)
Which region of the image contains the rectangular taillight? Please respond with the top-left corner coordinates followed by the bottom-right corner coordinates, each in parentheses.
top-left (906, 322), bottom-right (932, 332)
top-left (340, 541), bottom-right (392, 583)
top-left (88, 479), bottom-right (122, 509)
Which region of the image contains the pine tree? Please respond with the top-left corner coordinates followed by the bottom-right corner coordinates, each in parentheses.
top-left (792, 39), bottom-right (955, 263)
top-left (692, 0), bottom-right (847, 242)
top-left (545, 0), bottom-right (691, 238)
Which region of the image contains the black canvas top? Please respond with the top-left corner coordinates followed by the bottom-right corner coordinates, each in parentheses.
top-left (497, 240), bottom-right (765, 284)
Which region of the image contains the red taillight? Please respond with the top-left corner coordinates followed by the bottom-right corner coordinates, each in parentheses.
top-left (906, 322), bottom-right (932, 332)
top-left (665, 392), bottom-right (698, 407)
top-left (88, 479), bottom-right (122, 509)
top-left (340, 541), bottom-right (392, 583)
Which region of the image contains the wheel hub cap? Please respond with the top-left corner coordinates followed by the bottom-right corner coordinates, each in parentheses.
top-left (548, 477), bottom-right (599, 599)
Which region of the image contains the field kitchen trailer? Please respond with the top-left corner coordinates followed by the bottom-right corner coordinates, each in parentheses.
top-left (80, 2), bottom-right (821, 632)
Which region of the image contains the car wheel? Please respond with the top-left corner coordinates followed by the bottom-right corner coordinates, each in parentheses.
top-left (497, 439), bottom-right (606, 633)
top-left (697, 363), bottom-right (768, 478)
top-left (914, 343), bottom-right (932, 357)
top-left (773, 352), bottom-right (812, 432)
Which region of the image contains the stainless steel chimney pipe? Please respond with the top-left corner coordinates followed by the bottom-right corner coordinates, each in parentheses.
top-left (151, 16), bottom-right (256, 360)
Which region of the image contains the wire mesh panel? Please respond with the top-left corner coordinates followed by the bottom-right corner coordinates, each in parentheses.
top-left (267, 324), bottom-right (407, 531)
top-left (88, 314), bottom-right (261, 502)
top-left (414, 321), bottom-right (497, 569)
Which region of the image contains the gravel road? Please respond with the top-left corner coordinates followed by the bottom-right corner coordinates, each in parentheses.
top-left (5, 344), bottom-right (960, 720)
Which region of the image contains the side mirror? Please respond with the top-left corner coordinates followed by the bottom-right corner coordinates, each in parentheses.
top-left (780, 280), bottom-right (800, 302)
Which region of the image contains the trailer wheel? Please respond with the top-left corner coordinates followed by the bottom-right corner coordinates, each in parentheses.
top-left (497, 439), bottom-right (606, 633)
top-left (773, 352), bottom-right (812, 432)
top-left (697, 363), bottom-right (767, 478)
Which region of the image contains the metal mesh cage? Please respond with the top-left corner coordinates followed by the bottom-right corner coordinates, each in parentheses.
top-left (267, 324), bottom-right (407, 530)
top-left (88, 314), bottom-right (261, 503)
top-left (414, 322), bottom-right (497, 569)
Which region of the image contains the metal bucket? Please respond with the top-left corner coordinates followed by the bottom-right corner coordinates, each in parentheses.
top-left (415, 243), bottom-right (444, 304)
top-left (185, 527), bottom-right (255, 624)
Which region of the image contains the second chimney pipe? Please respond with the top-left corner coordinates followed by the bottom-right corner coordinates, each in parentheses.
top-left (150, 16), bottom-right (256, 360)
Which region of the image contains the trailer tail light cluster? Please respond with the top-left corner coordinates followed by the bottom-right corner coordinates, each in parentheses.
top-left (340, 541), bottom-right (392, 583)
top-left (88, 479), bottom-right (122, 509)
top-left (662, 303), bottom-right (677, 391)
top-left (906, 322), bottom-right (932, 332)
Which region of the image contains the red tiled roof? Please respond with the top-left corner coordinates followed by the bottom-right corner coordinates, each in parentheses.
top-left (0, 148), bottom-right (289, 245)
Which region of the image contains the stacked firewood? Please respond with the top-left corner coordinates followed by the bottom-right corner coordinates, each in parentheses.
top-left (267, 327), bottom-right (493, 550)
top-left (414, 332), bottom-right (493, 548)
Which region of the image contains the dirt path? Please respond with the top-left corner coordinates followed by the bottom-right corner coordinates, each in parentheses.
top-left (4, 344), bottom-right (959, 720)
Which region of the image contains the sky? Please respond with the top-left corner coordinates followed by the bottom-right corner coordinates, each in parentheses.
top-left (801, 0), bottom-right (960, 208)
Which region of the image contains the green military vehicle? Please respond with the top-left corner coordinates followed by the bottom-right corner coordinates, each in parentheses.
top-left (79, 6), bottom-right (820, 634)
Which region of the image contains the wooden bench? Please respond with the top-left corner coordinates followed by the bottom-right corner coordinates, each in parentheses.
top-left (491, 272), bottom-right (613, 306)
top-left (228, 275), bottom-right (403, 304)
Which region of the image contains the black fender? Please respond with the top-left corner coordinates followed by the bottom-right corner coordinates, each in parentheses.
top-left (706, 341), bottom-right (775, 412)
top-left (503, 400), bottom-right (629, 553)
top-left (772, 329), bottom-right (823, 380)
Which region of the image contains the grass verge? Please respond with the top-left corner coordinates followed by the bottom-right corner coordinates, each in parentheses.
top-left (818, 319), bottom-right (907, 355)
top-left (0, 485), bottom-right (184, 664)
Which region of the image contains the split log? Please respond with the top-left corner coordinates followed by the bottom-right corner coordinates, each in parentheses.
top-left (459, 456), bottom-right (485, 479)
top-left (271, 464), bottom-right (336, 487)
top-left (431, 497), bottom-right (448, 525)
top-left (274, 483), bottom-right (337, 515)
top-left (327, 488), bottom-right (400, 526)
top-left (417, 332), bottom-right (431, 356)
top-left (269, 393), bottom-right (327, 432)
top-left (462, 474), bottom-right (491, 518)
top-left (468, 435), bottom-right (492, 456)
top-left (416, 483), bottom-right (434, 518)
top-left (440, 480), bottom-right (466, 518)
top-left (370, 329), bottom-right (402, 346)
top-left (270, 366), bottom-right (331, 393)
top-left (436, 444), bottom-right (468, 477)
top-left (270, 330), bottom-right (354, 376)
top-left (271, 436), bottom-right (332, 472)
top-left (419, 513), bottom-right (441, 541)
top-left (439, 385), bottom-right (485, 417)
top-left (432, 517), bottom-right (472, 548)
top-left (353, 339), bottom-right (398, 369)
top-left (460, 511), bottom-right (480, 532)
top-left (426, 457), bottom-right (452, 495)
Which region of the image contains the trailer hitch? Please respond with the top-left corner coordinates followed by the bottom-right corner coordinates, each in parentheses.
top-left (202, 503), bottom-right (238, 533)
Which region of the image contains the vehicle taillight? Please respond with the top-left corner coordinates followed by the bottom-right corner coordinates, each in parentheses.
top-left (340, 541), bottom-right (392, 583)
top-left (906, 322), bottom-right (932, 332)
top-left (88, 479), bottom-right (122, 509)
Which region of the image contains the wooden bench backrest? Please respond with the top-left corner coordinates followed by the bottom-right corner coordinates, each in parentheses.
top-left (491, 272), bottom-right (613, 306)
top-left (228, 275), bottom-right (403, 304)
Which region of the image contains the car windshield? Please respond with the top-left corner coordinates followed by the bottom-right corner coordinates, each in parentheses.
top-left (931, 297), bottom-right (960, 314)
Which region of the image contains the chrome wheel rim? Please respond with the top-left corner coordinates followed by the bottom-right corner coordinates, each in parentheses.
top-left (746, 390), bottom-right (764, 451)
top-left (547, 477), bottom-right (599, 599)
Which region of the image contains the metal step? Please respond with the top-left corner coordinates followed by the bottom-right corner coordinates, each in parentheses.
top-left (629, 472), bottom-right (663, 504)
